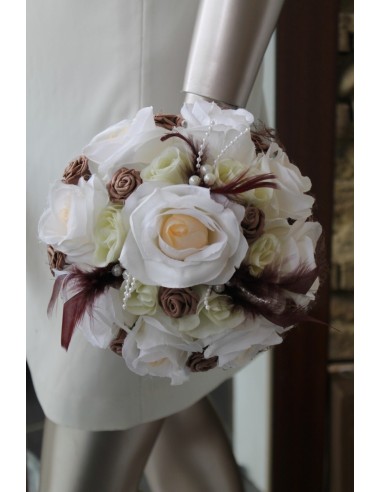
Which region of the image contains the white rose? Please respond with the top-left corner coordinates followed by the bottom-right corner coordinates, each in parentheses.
top-left (181, 100), bottom-right (254, 129)
top-left (93, 204), bottom-right (129, 266)
top-left (252, 143), bottom-right (315, 220)
top-left (180, 101), bottom-right (256, 166)
top-left (140, 146), bottom-right (193, 184)
top-left (83, 107), bottom-right (167, 182)
top-left (38, 176), bottom-right (109, 265)
top-left (78, 287), bottom-right (138, 349)
top-left (203, 317), bottom-right (283, 368)
top-left (121, 315), bottom-right (203, 385)
top-left (271, 219), bottom-right (322, 275)
top-left (119, 183), bottom-right (248, 288)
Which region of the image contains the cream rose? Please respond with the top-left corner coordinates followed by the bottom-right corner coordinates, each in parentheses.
top-left (140, 146), bottom-right (192, 184)
top-left (215, 158), bottom-right (274, 205)
top-left (122, 281), bottom-right (159, 316)
top-left (178, 288), bottom-right (245, 339)
top-left (247, 233), bottom-right (280, 276)
top-left (119, 183), bottom-right (248, 288)
top-left (38, 176), bottom-right (109, 265)
top-left (93, 204), bottom-right (129, 266)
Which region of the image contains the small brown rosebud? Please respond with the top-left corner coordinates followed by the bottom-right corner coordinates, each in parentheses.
top-left (186, 352), bottom-right (218, 372)
top-left (241, 204), bottom-right (265, 244)
top-left (47, 245), bottom-right (66, 275)
top-left (159, 287), bottom-right (199, 318)
top-left (107, 168), bottom-right (142, 204)
top-left (62, 155), bottom-right (91, 185)
top-left (109, 328), bottom-right (128, 356)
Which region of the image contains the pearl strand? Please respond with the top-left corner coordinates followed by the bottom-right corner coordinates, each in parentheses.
top-left (213, 127), bottom-right (250, 166)
top-left (195, 120), bottom-right (215, 171)
top-left (122, 271), bottom-right (136, 310)
top-left (203, 286), bottom-right (213, 311)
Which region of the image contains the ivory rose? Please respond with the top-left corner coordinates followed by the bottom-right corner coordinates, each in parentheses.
top-left (203, 317), bottom-right (283, 368)
top-left (83, 107), bottom-right (168, 182)
top-left (246, 233), bottom-right (280, 276)
top-left (180, 101), bottom-right (256, 166)
top-left (121, 315), bottom-right (203, 385)
top-left (119, 183), bottom-right (248, 288)
top-left (178, 288), bottom-right (245, 340)
top-left (93, 204), bottom-right (129, 267)
top-left (269, 219), bottom-right (322, 275)
top-left (122, 281), bottom-right (159, 316)
top-left (140, 146), bottom-right (193, 185)
top-left (252, 142), bottom-right (315, 220)
top-left (38, 176), bottom-right (108, 265)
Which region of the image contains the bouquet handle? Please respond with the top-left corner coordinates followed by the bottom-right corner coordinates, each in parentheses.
top-left (183, 0), bottom-right (285, 108)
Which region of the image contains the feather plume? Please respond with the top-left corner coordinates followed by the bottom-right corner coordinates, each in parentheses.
top-left (48, 264), bottom-right (123, 350)
top-left (212, 172), bottom-right (278, 195)
top-left (226, 264), bottom-right (320, 328)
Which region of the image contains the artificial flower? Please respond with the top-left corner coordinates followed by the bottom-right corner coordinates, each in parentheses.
top-left (119, 183), bottom-right (248, 288)
top-left (83, 106), bottom-right (167, 182)
top-left (93, 204), bottom-right (129, 267)
top-left (203, 317), bottom-right (284, 368)
top-left (121, 315), bottom-right (202, 385)
top-left (240, 204), bottom-right (265, 244)
top-left (253, 143), bottom-right (315, 220)
top-left (246, 233), bottom-right (280, 276)
top-left (107, 167), bottom-right (142, 203)
top-left (140, 146), bottom-right (193, 184)
top-left (62, 155), bottom-right (91, 185)
top-left (159, 287), bottom-right (199, 318)
top-left (123, 281), bottom-right (159, 316)
top-left (38, 175), bottom-right (108, 265)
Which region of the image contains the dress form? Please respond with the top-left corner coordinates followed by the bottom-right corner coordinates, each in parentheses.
top-left (32, 1), bottom-right (285, 490)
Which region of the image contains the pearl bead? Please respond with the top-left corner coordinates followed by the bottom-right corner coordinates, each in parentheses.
top-left (189, 175), bottom-right (201, 186)
top-left (213, 284), bottom-right (225, 294)
top-left (111, 264), bottom-right (123, 277)
top-left (200, 164), bottom-right (213, 176)
top-left (203, 173), bottom-right (216, 186)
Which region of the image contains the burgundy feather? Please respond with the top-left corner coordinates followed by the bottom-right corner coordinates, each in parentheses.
top-left (47, 273), bottom-right (67, 316)
top-left (160, 132), bottom-right (198, 157)
top-left (226, 263), bottom-right (320, 328)
top-left (212, 172), bottom-right (278, 195)
top-left (48, 264), bottom-right (123, 350)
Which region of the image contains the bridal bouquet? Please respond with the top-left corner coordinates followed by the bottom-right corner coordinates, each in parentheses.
top-left (39, 101), bottom-right (322, 384)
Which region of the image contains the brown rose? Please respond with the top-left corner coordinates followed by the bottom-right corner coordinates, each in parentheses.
top-left (109, 328), bottom-right (128, 356)
top-left (107, 168), bottom-right (142, 203)
top-left (62, 155), bottom-right (91, 185)
top-left (241, 204), bottom-right (265, 244)
top-left (159, 287), bottom-right (199, 318)
top-left (186, 352), bottom-right (218, 372)
top-left (47, 245), bottom-right (66, 275)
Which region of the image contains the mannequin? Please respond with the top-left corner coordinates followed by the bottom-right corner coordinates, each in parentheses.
top-left (30, 1), bottom-right (285, 491)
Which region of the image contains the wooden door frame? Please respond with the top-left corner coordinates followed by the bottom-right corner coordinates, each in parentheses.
top-left (271, 1), bottom-right (339, 491)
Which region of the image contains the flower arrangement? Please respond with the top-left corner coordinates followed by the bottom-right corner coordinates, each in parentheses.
top-left (39, 101), bottom-right (322, 385)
